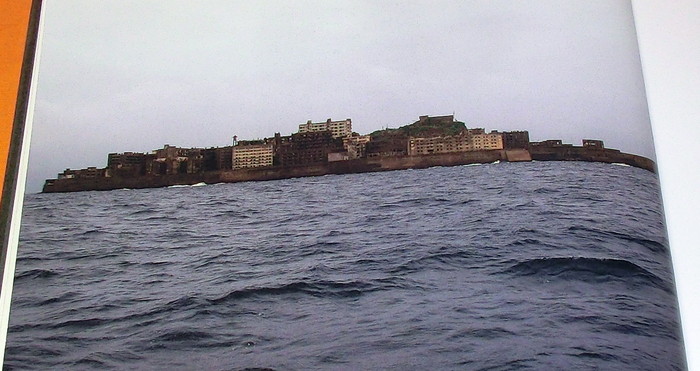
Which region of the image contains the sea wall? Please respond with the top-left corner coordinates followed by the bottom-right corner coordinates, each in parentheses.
top-left (41, 148), bottom-right (654, 193)
top-left (204, 151), bottom-right (504, 183)
top-left (505, 149), bottom-right (532, 162)
top-left (42, 172), bottom-right (224, 193)
top-left (529, 147), bottom-right (656, 172)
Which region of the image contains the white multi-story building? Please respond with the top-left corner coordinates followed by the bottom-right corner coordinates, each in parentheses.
top-left (232, 142), bottom-right (274, 169)
top-left (408, 134), bottom-right (469, 155)
top-left (470, 131), bottom-right (504, 150)
top-left (407, 130), bottom-right (504, 155)
top-left (298, 118), bottom-right (352, 139)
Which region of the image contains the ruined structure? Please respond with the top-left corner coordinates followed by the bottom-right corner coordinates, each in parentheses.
top-left (42, 115), bottom-right (655, 193)
top-left (298, 118), bottom-right (352, 139)
top-left (232, 140), bottom-right (274, 169)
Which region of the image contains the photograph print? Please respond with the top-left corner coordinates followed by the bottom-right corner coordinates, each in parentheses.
top-left (5, 0), bottom-right (686, 369)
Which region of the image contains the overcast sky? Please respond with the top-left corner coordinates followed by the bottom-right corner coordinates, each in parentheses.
top-left (25, 0), bottom-right (653, 193)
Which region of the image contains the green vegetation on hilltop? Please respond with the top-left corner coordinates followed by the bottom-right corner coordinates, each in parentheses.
top-left (369, 119), bottom-right (467, 140)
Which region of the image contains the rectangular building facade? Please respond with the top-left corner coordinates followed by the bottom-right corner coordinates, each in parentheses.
top-left (471, 131), bottom-right (504, 150)
top-left (416, 115), bottom-right (455, 126)
top-left (147, 145), bottom-right (205, 175)
top-left (233, 142), bottom-right (274, 169)
top-left (57, 167), bottom-right (106, 179)
top-left (107, 152), bottom-right (147, 169)
top-left (408, 130), bottom-right (504, 155)
top-left (216, 146), bottom-right (233, 170)
top-left (202, 146), bottom-right (233, 171)
top-left (298, 118), bottom-right (352, 139)
top-left (343, 135), bottom-right (371, 159)
top-left (582, 139), bottom-right (604, 148)
top-left (531, 139), bottom-right (564, 147)
top-left (107, 151), bottom-right (149, 177)
top-left (366, 136), bottom-right (408, 157)
top-left (408, 133), bottom-right (470, 155)
top-left (502, 131), bottom-right (530, 149)
top-left (275, 131), bottom-right (344, 166)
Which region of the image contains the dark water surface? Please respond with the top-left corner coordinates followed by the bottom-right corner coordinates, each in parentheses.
top-left (7, 161), bottom-right (685, 370)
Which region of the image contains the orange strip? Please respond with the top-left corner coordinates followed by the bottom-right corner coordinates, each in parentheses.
top-left (0, 0), bottom-right (34, 196)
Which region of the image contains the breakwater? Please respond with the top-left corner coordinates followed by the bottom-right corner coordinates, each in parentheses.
top-left (41, 147), bottom-right (655, 193)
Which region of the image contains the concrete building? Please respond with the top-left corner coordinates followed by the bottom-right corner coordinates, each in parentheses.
top-left (407, 129), bottom-right (504, 155)
top-left (531, 139), bottom-right (569, 147)
top-left (57, 167), bottom-right (106, 179)
top-left (202, 146), bottom-right (233, 171)
top-left (366, 136), bottom-right (408, 157)
top-left (416, 115), bottom-right (455, 126)
top-left (147, 145), bottom-right (205, 175)
top-left (215, 146), bottom-right (233, 170)
top-left (408, 133), bottom-right (470, 155)
top-left (274, 131), bottom-right (344, 166)
top-left (343, 134), bottom-right (371, 159)
top-left (108, 152), bottom-right (147, 168)
top-left (107, 151), bottom-right (148, 177)
top-left (298, 118), bottom-right (352, 139)
top-left (232, 141), bottom-right (274, 169)
top-left (582, 139), bottom-right (604, 148)
top-left (470, 130), bottom-right (504, 150)
top-left (502, 131), bottom-right (530, 149)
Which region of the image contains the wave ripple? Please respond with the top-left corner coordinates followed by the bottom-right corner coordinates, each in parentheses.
top-left (8, 162), bottom-right (684, 370)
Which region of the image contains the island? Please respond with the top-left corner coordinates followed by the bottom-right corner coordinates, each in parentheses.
top-left (42, 115), bottom-right (655, 193)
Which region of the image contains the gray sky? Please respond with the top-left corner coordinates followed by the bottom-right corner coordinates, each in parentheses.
top-left (25, 0), bottom-right (653, 193)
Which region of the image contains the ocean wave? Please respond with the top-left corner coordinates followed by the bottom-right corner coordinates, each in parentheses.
top-left (505, 238), bottom-right (557, 249)
top-left (389, 250), bottom-right (475, 274)
top-left (568, 350), bottom-right (620, 362)
top-left (75, 229), bottom-right (108, 238)
top-left (15, 268), bottom-right (59, 280)
top-left (567, 226), bottom-right (667, 253)
top-left (35, 292), bottom-right (79, 306)
top-left (49, 317), bottom-right (109, 330)
top-left (2, 344), bottom-right (63, 363)
top-left (128, 208), bottom-right (159, 216)
top-left (533, 186), bottom-right (559, 194)
top-left (208, 279), bottom-right (385, 304)
top-left (74, 349), bottom-right (143, 368)
top-left (152, 329), bottom-right (213, 343)
top-left (504, 256), bottom-right (669, 290)
top-left (72, 356), bottom-right (108, 368)
top-left (10, 162), bottom-right (682, 370)
top-left (447, 326), bottom-right (516, 340)
top-left (141, 215), bottom-right (180, 222)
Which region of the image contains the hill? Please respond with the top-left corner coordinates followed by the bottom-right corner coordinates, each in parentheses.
top-left (369, 115), bottom-right (467, 140)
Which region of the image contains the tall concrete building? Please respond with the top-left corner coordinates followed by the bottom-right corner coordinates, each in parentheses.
top-left (274, 131), bottom-right (344, 166)
top-left (502, 131), bottom-right (530, 149)
top-left (408, 133), bottom-right (471, 155)
top-left (343, 135), bottom-right (371, 159)
top-left (407, 129), bottom-right (504, 155)
top-left (147, 145), bottom-right (205, 175)
top-left (232, 140), bottom-right (274, 169)
top-left (298, 118), bottom-right (352, 139)
top-left (470, 130), bottom-right (504, 150)
top-left (106, 151), bottom-right (148, 177)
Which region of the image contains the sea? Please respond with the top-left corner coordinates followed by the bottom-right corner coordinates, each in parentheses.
top-left (6, 161), bottom-right (686, 370)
